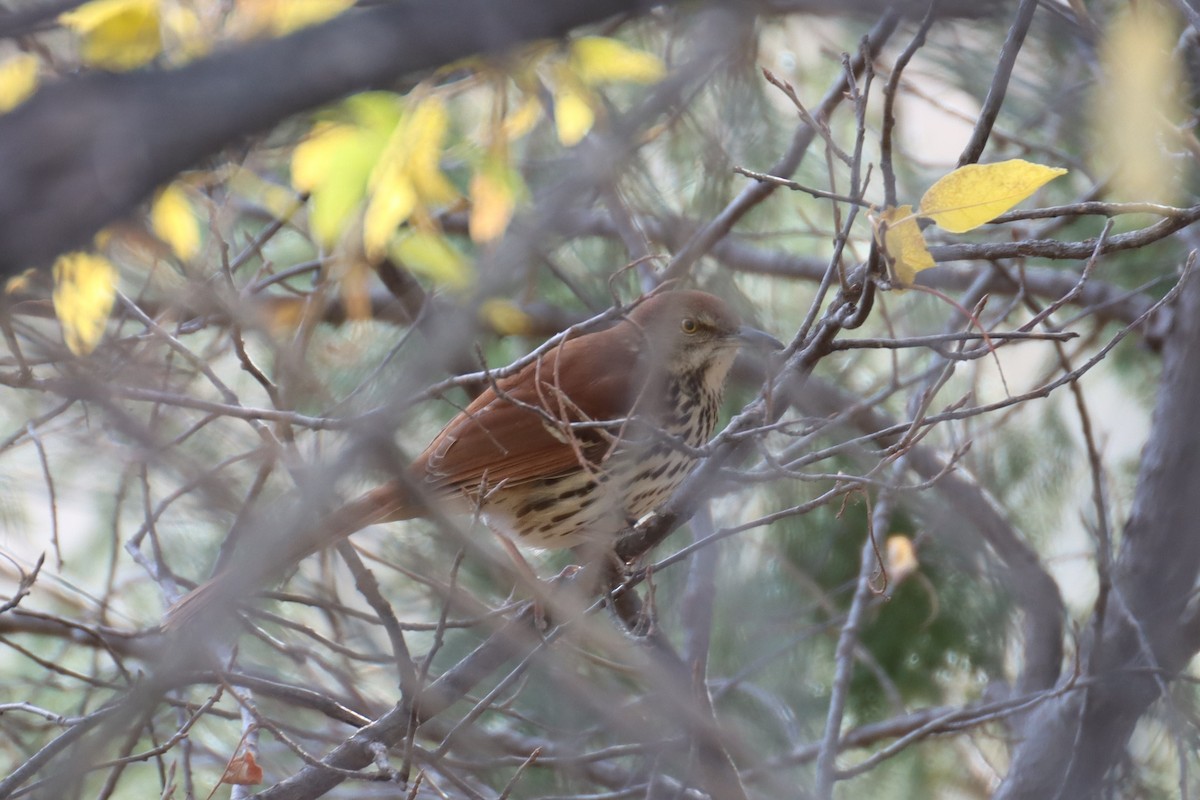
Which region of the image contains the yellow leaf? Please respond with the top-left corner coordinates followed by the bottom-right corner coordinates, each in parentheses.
top-left (343, 91), bottom-right (406, 133)
top-left (502, 95), bottom-right (543, 140)
top-left (307, 172), bottom-right (365, 247)
top-left (229, 168), bottom-right (303, 221)
top-left (52, 252), bottom-right (117, 355)
top-left (390, 231), bottom-right (470, 290)
top-left (237, 0), bottom-right (354, 36)
top-left (878, 205), bottom-right (934, 287)
top-left (292, 99), bottom-right (398, 246)
top-left (336, 256), bottom-right (372, 321)
top-left (361, 97), bottom-right (458, 255)
top-left (569, 36), bottom-right (666, 85)
top-left (886, 535), bottom-right (919, 584)
top-left (291, 122), bottom-right (357, 193)
top-left (919, 159), bottom-right (1067, 234)
top-left (403, 98), bottom-right (458, 205)
top-left (553, 82), bottom-right (594, 147)
top-left (292, 96), bottom-right (400, 191)
top-left (479, 298), bottom-right (533, 336)
top-left (0, 54), bottom-right (39, 113)
top-left (1093, 6), bottom-right (1183, 203)
top-left (60, 0), bottom-right (162, 71)
top-left (469, 158), bottom-right (523, 243)
top-left (269, 0), bottom-right (354, 34)
top-left (150, 183), bottom-right (202, 260)
top-left (290, 93), bottom-right (455, 250)
top-left (161, 4), bottom-right (210, 62)
top-left (362, 170), bottom-right (417, 261)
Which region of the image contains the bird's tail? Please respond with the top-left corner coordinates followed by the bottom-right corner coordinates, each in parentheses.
top-left (325, 479), bottom-right (419, 536)
top-left (164, 480), bottom-right (419, 631)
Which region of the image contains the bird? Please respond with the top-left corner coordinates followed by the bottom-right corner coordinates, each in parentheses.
top-left (167, 290), bottom-right (781, 627)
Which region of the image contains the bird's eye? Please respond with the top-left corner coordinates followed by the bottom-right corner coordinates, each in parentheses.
top-left (681, 318), bottom-right (699, 334)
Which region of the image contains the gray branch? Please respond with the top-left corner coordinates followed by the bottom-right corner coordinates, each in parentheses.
top-left (996, 261), bottom-right (1200, 798)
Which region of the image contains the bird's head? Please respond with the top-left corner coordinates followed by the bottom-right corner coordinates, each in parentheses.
top-left (627, 290), bottom-right (782, 387)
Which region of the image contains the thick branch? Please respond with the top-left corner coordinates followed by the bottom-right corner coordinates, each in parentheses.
top-left (997, 265), bottom-right (1200, 798)
top-left (0, 0), bottom-right (645, 275)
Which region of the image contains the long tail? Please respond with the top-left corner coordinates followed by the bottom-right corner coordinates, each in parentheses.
top-left (164, 481), bottom-right (418, 630)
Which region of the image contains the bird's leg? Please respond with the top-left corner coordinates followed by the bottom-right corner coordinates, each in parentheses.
top-left (601, 515), bottom-right (660, 636)
top-left (602, 554), bottom-right (655, 637)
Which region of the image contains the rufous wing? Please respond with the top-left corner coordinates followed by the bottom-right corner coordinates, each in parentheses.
top-left (413, 321), bottom-right (651, 493)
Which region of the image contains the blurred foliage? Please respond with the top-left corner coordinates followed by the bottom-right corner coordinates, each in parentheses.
top-left (2, 0), bottom-right (1197, 798)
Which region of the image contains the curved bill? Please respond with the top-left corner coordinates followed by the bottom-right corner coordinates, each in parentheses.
top-left (735, 324), bottom-right (784, 351)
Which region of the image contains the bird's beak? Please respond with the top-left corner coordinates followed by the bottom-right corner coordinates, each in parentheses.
top-left (734, 324), bottom-right (784, 351)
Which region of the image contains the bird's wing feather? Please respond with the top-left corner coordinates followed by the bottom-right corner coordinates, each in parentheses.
top-left (415, 323), bottom-right (647, 491)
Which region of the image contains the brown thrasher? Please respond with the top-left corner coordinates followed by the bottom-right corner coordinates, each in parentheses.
top-left (169, 290), bottom-right (780, 625)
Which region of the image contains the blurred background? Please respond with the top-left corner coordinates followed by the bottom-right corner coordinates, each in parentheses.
top-left (0, 1), bottom-right (1196, 798)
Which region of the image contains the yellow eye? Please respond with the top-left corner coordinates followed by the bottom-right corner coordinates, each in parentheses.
top-left (681, 318), bottom-right (699, 334)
